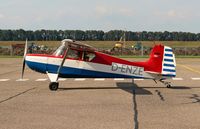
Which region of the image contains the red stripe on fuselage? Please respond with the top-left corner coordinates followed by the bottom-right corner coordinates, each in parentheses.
top-left (93, 52), bottom-right (149, 67)
top-left (26, 54), bottom-right (63, 58)
top-left (26, 52), bottom-right (149, 68)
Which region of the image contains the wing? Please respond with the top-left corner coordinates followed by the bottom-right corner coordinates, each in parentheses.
top-left (62, 39), bottom-right (96, 52)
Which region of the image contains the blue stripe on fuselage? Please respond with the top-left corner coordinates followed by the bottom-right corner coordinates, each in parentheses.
top-left (26, 60), bottom-right (47, 73)
top-left (162, 74), bottom-right (176, 77)
top-left (26, 61), bottom-right (144, 78)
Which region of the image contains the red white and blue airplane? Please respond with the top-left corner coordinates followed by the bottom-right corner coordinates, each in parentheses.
top-left (21, 39), bottom-right (176, 91)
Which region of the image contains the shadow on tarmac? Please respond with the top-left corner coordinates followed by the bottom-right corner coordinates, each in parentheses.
top-left (116, 82), bottom-right (152, 95)
top-left (59, 82), bottom-right (196, 94)
top-left (59, 82), bottom-right (153, 95)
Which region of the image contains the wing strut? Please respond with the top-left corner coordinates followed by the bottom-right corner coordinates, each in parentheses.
top-left (47, 48), bottom-right (69, 91)
top-left (56, 48), bottom-right (69, 80)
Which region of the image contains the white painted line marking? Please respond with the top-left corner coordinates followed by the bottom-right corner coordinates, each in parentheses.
top-left (134, 79), bottom-right (144, 81)
top-left (172, 78), bottom-right (183, 80)
top-left (114, 78), bottom-right (125, 81)
top-left (75, 78), bottom-right (86, 81)
top-left (191, 78), bottom-right (200, 80)
top-left (58, 78), bottom-right (67, 81)
top-left (36, 78), bottom-right (48, 81)
top-left (16, 79), bottom-right (29, 81)
top-left (0, 79), bottom-right (10, 82)
top-left (94, 78), bottom-right (105, 81)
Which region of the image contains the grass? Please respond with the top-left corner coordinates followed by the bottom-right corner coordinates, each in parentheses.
top-left (85, 41), bottom-right (200, 48)
top-left (174, 55), bottom-right (200, 58)
top-left (0, 55), bottom-right (22, 58)
top-left (0, 41), bottom-right (200, 48)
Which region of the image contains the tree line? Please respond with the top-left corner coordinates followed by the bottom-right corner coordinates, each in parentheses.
top-left (0, 29), bottom-right (200, 41)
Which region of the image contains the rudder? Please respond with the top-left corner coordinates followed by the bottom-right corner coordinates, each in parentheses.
top-left (161, 46), bottom-right (176, 77)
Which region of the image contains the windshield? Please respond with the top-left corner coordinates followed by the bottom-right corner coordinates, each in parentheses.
top-left (53, 45), bottom-right (66, 56)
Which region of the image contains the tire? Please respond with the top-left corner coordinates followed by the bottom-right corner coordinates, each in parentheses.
top-left (49, 82), bottom-right (59, 91)
top-left (167, 84), bottom-right (171, 88)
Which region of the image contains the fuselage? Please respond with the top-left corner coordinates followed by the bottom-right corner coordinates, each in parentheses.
top-left (25, 51), bottom-right (154, 79)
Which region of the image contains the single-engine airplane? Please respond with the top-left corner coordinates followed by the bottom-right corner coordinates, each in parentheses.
top-left (21, 39), bottom-right (176, 91)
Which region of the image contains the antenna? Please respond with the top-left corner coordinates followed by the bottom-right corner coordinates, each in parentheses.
top-left (153, 40), bottom-right (156, 45)
top-left (123, 31), bottom-right (126, 48)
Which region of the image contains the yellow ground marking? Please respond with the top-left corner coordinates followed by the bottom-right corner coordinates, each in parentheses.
top-left (177, 64), bottom-right (200, 75)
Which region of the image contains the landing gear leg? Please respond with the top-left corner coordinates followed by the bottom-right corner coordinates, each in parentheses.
top-left (49, 82), bottom-right (59, 91)
top-left (160, 80), bottom-right (171, 88)
top-left (132, 79), bottom-right (134, 84)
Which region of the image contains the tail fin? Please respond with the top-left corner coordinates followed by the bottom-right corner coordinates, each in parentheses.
top-left (146, 45), bottom-right (176, 77)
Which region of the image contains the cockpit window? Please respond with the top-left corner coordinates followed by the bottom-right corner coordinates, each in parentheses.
top-left (67, 49), bottom-right (81, 59)
top-left (83, 52), bottom-right (95, 62)
top-left (53, 45), bottom-right (66, 56)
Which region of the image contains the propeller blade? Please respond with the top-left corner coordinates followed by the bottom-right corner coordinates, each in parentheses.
top-left (24, 38), bottom-right (28, 57)
top-left (21, 39), bottom-right (28, 79)
top-left (21, 58), bottom-right (26, 79)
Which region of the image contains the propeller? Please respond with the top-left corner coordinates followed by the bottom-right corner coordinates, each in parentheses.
top-left (21, 39), bottom-right (28, 79)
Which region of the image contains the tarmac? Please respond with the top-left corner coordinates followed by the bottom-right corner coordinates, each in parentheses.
top-left (0, 58), bottom-right (200, 129)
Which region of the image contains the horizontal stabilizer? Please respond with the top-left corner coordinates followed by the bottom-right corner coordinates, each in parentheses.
top-left (145, 71), bottom-right (162, 75)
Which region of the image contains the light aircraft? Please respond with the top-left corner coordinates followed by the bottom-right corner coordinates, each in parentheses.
top-left (21, 39), bottom-right (176, 91)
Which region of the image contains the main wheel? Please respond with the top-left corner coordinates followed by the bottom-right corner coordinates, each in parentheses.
top-left (167, 84), bottom-right (171, 88)
top-left (49, 82), bottom-right (59, 91)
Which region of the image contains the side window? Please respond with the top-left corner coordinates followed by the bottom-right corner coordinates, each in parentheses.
top-left (83, 52), bottom-right (96, 62)
top-left (67, 49), bottom-right (81, 59)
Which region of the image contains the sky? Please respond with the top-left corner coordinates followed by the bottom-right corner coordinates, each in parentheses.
top-left (0, 0), bottom-right (200, 33)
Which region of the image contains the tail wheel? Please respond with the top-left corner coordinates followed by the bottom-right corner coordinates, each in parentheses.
top-left (49, 82), bottom-right (59, 91)
top-left (159, 79), bottom-right (172, 88)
